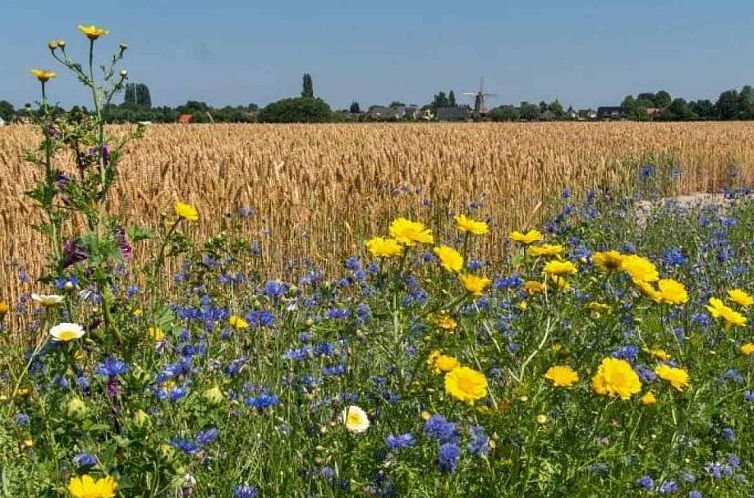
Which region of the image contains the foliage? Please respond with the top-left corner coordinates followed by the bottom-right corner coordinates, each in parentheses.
top-left (257, 97), bottom-right (332, 123)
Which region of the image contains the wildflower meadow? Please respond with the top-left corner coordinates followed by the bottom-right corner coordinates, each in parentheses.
top-left (3, 26), bottom-right (754, 498)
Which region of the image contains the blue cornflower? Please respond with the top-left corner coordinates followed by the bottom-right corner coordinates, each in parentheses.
top-left (95, 357), bottom-right (129, 378)
top-left (639, 164), bottom-right (656, 178)
top-left (661, 247), bottom-right (687, 267)
top-left (73, 452), bottom-right (98, 468)
top-left (636, 475), bottom-right (654, 490)
top-left (327, 308), bottom-right (350, 320)
top-left (467, 425), bottom-right (489, 456)
top-left (659, 480), bottom-right (678, 494)
top-left (612, 345), bottom-right (639, 364)
top-left (196, 428), bottom-right (220, 446)
top-left (635, 364), bottom-right (657, 383)
top-left (170, 438), bottom-right (199, 455)
top-left (386, 433), bottom-right (415, 450)
top-left (245, 393), bottom-right (280, 410)
top-left (245, 310), bottom-right (274, 327)
top-left (15, 413), bottom-right (30, 426)
top-left (424, 415), bottom-right (458, 443)
top-left (722, 427), bottom-right (735, 442)
top-left (438, 443), bottom-right (461, 473)
top-left (234, 485), bottom-right (258, 498)
top-left (344, 256), bottom-right (361, 271)
top-left (263, 280), bottom-right (287, 298)
top-left (688, 491), bottom-right (702, 498)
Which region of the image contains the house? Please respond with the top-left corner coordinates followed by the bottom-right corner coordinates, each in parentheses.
top-left (597, 106), bottom-right (623, 120)
top-left (178, 114), bottom-right (193, 124)
top-left (366, 105), bottom-right (412, 120)
top-left (436, 106), bottom-right (470, 122)
top-left (646, 107), bottom-right (664, 119)
top-left (577, 109), bottom-right (597, 120)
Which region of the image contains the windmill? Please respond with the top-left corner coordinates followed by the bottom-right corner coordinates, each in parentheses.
top-left (463, 77), bottom-right (496, 117)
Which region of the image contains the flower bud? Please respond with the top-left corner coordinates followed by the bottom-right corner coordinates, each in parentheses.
top-left (66, 396), bottom-right (89, 420)
top-left (119, 43), bottom-right (128, 51)
top-left (48, 41), bottom-right (59, 50)
top-left (133, 409), bottom-right (151, 428)
top-left (203, 386), bottom-right (224, 406)
top-left (119, 69), bottom-right (128, 78)
top-left (536, 414), bottom-right (548, 424)
top-left (57, 39), bottom-right (66, 48)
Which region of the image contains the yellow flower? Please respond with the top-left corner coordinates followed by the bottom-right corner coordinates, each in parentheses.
top-left (728, 289), bottom-right (754, 307)
top-left (459, 274), bottom-right (491, 296)
top-left (229, 314), bottom-right (249, 330)
top-left (542, 260), bottom-right (577, 277)
top-left (77, 25), bottom-right (110, 40)
top-left (740, 342), bottom-right (754, 356)
top-left (544, 365), bottom-right (579, 387)
top-left (429, 313), bottom-right (457, 331)
top-left (656, 279), bottom-right (688, 305)
top-left (592, 250), bottom-right (624, 272)
top-left (591, 357), bottom-right (642, 400)
top-left (524, 280), bottom-right (546, 295)
top-left (528, 244), bottom-right (564, 257)
top-left (67, 474), bottom-right (117, 498)
top-left (551, 276), bottom-right (571, 291)
top-left (365, 237), bottom-right (403, 258)
top-left (433, 245), bottom-right (464, 272)
top-left (643, 347), bottom-right (671, 361)
top-left (455, 214), bottom-right (488, 235)
top-left (0, 302), bottom-right (8, 316)
top-left (49, 323), bottom-right (85, 342)
top-left (342, 405), bottom-right (370, 433)
top-left (706, 297), bottom-right (747, 329)
top-left (444, 366), bottom-right (488, 404)
top-left (620, 254), bottom-right (659, 283)
top-left (536, 414), bottom-right (548, 424)
top-left (587, 301), bottom-right (610, 313)
top-left (148, 326), bottom-right (165, 341)
top-left (508, 229), bottom-right (543, 245)
top-left (203, 386), bottom-right (225, 406)
top-left (654, 364), bottom-right (689, 391)
top-left (30, 69), bottom-right (56, 82)
top-left (641, 391), bottom-right (657, 406)
top-left (635, 280), bottom-right (662, 301)
top-left (427, 351), bottom-right (460, 374)
top-left (174, 201), bottom-right (199, 221)
top-left (389, 217), bottom-right (433, 246)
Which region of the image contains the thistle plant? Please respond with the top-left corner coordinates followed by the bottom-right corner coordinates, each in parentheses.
top-left (25, 26), bottom-right (143, 334)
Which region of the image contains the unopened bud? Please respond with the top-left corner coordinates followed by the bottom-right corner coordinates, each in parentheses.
top-left (203, 386), bottom-right (224, 406)
top-left (119, 69), bottom-right (128, 78)
top-left (48, 41), bottom-right (59, 50)
top-left (57, 39), bottom-right (66, 48)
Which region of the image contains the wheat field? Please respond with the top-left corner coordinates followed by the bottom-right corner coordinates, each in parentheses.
top-left (1, 122), bottom-right (753, 301)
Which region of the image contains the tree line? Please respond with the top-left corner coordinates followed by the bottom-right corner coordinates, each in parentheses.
top-left (4, 78), bottom-right (754, 124)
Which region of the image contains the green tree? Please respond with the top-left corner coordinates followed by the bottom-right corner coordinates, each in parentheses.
top-left (448, 91), bottom-right (457, 107)
top-left (739, 85), bottom-right (754, 119)
top-left (489, 105), bottom-right (520, 121)
top-left (301, 73), bottom-right (314, 98)
top-left (716, 89), bottom-right (740, 120)
top-left (0, 100), bottom-right (14, 121)
top-left (654, 90), bottom-right (672, 108)
top-left (258, 97), bottom-right (332, 123)
top-left (548, 100), bottom-right (565, 118)
top-left (349, 101), bottom-right (361, 113)
top-left (665, 98), bottom-right (695, 120)
top-left (520, 101), bottom-right (541, 120)
top-left (621, 95), bottom-right (637, 116)
top-left (690, 99), bottom-right (714, 119)
top-left (389, 101), bottom-right (405, 108)
top-left (430, 91), bottom-right (449, 109)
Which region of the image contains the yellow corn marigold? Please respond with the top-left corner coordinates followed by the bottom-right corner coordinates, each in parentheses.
top-left (365, 237), bottom-right (403, 258)
top-left (728, 288), bottom-right (754, 307)
top-left (433, 245), bottom-right (464, 272)
top-left (654, 364), bottom-right (689, 391)
top-left (542, 260), bottom-right (577, 277)
top-left (455, 214), bottom-right (488, 235)
top-left (591, 357), bottom-right (642, 400)
top-left (444, 366), bottom-right (488, 404)
top-left (30, 69), bottom-right (56, 82)
top-left (459, 274), bottom-right (491, 296)
top-left (739, 342), bottom-right (754, 356)
top-left (174, 201), bottom-right (199, 221)
top-left (528, 244), bottom-right (564, 257)
top-left (508, 229), bottom-right (543, 245)
top-left (78, 25), bottom-right (110, 40)
top-left (68, 474), bottom-right (117, 498)
top-left (592, 250), bottom-right (624, 272)
top-left (706, 297), bottom-right (747, 329)
top-left (389, 218), bottom-right (434, 246)
top-left (656, 279), bottom-right (688, 305)
top-left (620, 254), bottom-right (659, 283)
top-left (544, 365), bottom-right (579, 387)
top-left (641, 391), bottom-right (657, 406)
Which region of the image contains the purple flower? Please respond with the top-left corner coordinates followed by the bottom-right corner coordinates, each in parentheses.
top-left (96, 357), bottom-right (128, 378)
top-left (636, 475), bottom-right (654, 490)
top-left (425, 415), bottom-right (458, 443)
top-left (234, 485), bottom-right (258, 498)
top-left (438, 442), bottom-right (461, 473)
top-left (386, 433), bottom-right (415, 451)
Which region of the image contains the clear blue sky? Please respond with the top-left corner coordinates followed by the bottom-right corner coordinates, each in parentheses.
top-left (3, 0), bottom-right (754, 110)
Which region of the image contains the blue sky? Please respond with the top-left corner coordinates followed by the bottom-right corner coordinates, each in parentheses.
top-left (3, 0), bottom-right (754, 109)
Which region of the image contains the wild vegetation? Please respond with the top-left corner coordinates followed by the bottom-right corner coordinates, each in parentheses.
top-left (2, 25), bottom-right (754, 498)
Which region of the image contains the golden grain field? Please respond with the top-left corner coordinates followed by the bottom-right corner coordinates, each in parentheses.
top-left (1, 122), bottom-right (753, 301)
